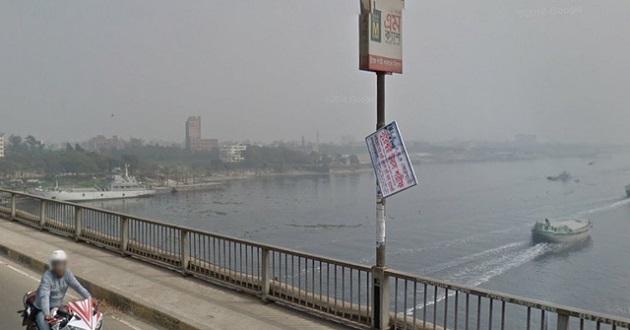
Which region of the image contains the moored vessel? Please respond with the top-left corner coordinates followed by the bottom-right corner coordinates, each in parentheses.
top-left (29, 165), bottom-right (155, 202)
top-left (532, 219), bottom-right (592, 243)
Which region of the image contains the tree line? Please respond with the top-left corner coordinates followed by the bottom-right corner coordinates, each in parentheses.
top-left (0, 135), bottom-right (359, 182)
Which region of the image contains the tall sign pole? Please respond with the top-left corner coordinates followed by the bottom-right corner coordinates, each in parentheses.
top-left (359, 1), bottom-right (405, 328)
top-left (374, 72), bottom-right (387, 328)
top-left (375, 71), bottom-right (386, 270)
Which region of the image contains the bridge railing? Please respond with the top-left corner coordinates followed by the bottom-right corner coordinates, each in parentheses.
top-left (1, 188), bottom-right (629, 330)
top-left (386, 269), bottom-right (630, 330)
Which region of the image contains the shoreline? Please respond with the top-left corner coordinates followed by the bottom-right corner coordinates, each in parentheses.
top-left (149, 165), bottom-right (374, 193)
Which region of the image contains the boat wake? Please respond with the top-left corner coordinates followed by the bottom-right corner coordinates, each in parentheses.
top-left (358, 225), bottom-right (527, 264)
top-left (454, 243), bottom-right (549, 286)
top-left (576, 198), bottom-right (630, 216)
top-left (406, 243), bottom-right (549, 313)
top-left (418, 241), bottom-right (529, 275)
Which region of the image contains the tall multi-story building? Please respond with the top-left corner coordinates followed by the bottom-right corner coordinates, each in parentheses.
top-left (185, 116), bottom-right (202, 150)
top-left (185, 116), bottom-right (218, 152)
top-left (0, 133), bottom-right (4, 158)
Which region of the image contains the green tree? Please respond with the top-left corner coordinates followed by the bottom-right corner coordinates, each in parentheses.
top-left (7, 135), bottom-right (24, 153)
top-left (25, 135), bottom-right (43, 151)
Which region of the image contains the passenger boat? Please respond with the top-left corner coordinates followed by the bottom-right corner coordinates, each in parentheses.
top-left (531, 219), bottom-right (592, 243)
top-left (29, 165), bottom-right (155, 202)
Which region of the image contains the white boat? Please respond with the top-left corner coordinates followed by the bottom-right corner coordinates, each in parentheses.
top-left (532, 219), bottom-right (592, 243)
top-left (29, 165), bottom-right (155, 202)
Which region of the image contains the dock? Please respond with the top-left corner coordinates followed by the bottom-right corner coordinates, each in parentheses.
top-left (154, 181), bottom-right (224, 194)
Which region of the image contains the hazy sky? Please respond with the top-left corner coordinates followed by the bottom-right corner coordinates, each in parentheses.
top-left (1, 0), bottom-right (629, 144)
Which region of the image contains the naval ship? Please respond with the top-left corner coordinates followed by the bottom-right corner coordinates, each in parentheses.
top-left (29, 165), bottom-right (155, 202)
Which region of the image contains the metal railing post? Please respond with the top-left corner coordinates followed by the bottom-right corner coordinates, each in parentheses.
top-left (120, 216), bottom-right (129, 256)
top-left (261, 248), bottom-right (270, 302)
top-left (74, 207), bottom-right (82, 241)
top-left (180, 229), bottom-right (189, 275)
top-left (557, 314), bottom-right (569, 330)
top-left (39, 200), bottom-right (46, 229)
top-left (10, 193), bottom-right (16, 220)
top-left (372, 266), bottom-right (390, 329)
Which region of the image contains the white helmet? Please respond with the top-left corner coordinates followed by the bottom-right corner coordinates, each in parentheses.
top-left (49, 250), bottom-right (68, 267)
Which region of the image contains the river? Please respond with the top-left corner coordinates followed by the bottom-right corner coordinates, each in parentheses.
top-left (84, 155), bottom-right (630, 319)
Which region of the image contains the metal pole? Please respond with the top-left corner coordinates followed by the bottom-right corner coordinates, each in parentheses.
top-left (373, 71), bottom-right (389, 329)
top-left (376, 71), bottom-right (386, 267)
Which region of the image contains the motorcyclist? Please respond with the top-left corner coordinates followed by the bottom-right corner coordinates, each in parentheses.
top-left (33, 250), bottom-right (92, 330)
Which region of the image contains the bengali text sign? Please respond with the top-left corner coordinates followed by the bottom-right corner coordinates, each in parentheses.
top-left (365, 121), bottom-right (417, 197)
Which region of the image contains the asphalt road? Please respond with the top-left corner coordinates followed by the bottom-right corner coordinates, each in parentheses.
top-left (0, 254), bottom-right (159, 330)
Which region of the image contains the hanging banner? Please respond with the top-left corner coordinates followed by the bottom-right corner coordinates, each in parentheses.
top-left (359, 0), bottom-right (404, 73)
top-left (365, 121), bottom-right (417, 197)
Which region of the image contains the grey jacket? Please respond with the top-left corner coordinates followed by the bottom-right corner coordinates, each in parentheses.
top-left (33, 269), bottom-right (91, 315)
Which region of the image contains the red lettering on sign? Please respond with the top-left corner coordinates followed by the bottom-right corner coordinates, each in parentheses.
top-left (388, 155), bottom-right (397, 169)
top-left (394, 171), bottom-right (404, 188)
top-left (380, 133), bottom-right (394, 153)
top-left (384, 14), bottom-right (401, 32)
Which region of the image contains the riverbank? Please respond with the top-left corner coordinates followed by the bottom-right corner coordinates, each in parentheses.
top-left (3, 164), bottom-right (373, 193)
top-left (154, 181), bottom-right (224, 194)
top-left (155, 164), bottom-right (373, 184)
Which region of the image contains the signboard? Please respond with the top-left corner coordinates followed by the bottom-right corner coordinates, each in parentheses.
top-left (359, 0), bottom-right (404, 73)
top-left (365, 121), bottom-right (417, 198)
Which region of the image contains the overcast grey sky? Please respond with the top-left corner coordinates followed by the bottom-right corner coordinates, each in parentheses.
top-left (1, 0), bottom-right (629, 144)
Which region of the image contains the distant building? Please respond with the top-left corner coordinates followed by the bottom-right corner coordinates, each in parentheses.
top-left (514, 134), bottom-right (537, 147)
top-left (185, 116), bottom-right (218, 152)
top-left (341, 135), bottom-right (356, 145)
top-left (220, 144), bottom-right (247, 163)
top-left (190, 138), bottom-right (218, 152)
top-left (88, 135), bottom-right (107, 150)
top-left (85, 135), bottom-right (121, 151)
top-left (185, 116), bottom-right (201, 149)
top-left (0, 133), bottom-right (4, 158)
top-left (108, 135), bottom-right (120, 149)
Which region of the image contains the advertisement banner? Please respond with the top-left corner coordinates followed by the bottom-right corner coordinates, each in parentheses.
top-left (365, 121), bottom-right (417, 198)
top-left (359, 0), bottom-right (404, 73)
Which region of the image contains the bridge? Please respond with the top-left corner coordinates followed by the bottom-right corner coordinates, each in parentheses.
top-left (0, 188), bottom-right (628, 330)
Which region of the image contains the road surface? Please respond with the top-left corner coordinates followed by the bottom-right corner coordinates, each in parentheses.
top-left (0, 254), bottom-right (159, 330)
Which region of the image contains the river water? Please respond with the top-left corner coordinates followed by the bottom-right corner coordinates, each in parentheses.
top-left (84, 155), bottom-right (630, 319)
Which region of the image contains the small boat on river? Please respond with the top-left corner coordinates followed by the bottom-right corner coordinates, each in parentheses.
top-left (532, 219), bottom-right (592, 243)
top-left (546, 171), bottom-right (572, 182)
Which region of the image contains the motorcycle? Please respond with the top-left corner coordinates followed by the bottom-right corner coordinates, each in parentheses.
top-left (18, 291), bottom-right (103, 330)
